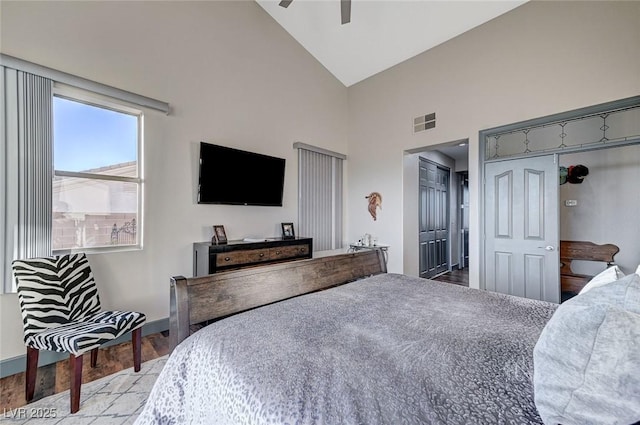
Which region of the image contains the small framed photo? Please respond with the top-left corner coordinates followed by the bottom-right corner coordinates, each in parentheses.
top-left (212, 225), bottom-right (227, 244)
top-left (281, 222), bottom-right (295, 239)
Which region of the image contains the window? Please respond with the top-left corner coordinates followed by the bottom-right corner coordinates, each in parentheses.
top-left (52, 89), bottom-right (143, 251)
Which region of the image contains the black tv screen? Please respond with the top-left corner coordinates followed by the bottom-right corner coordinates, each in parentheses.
top-left (198, 142), bottom-right (286, 206)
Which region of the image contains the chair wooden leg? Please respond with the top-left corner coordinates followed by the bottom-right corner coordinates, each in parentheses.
top-left (69, 354), bottom-right (83, 414)
top-left (90, 348), bottom-right (98, 368)
top-left (132, 327), bottom-right (142, 372)
top-left (25, 347), bottom-right (39, 402)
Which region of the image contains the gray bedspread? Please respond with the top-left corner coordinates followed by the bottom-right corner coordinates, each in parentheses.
top-left (135, 273), bottom-right (557, 425)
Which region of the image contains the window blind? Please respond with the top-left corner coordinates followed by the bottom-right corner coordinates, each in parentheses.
top-left (295, 143), bottom-right (345, 252)
top-left (1, 66), bottom-right (53, 293)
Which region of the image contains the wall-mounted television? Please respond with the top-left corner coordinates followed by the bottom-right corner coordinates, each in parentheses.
top-left (197, 142), bottom-right (286, 206)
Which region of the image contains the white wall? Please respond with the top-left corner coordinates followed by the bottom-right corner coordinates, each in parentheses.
top-left (0, 1), bottom-right (348, 363)
top-left (560, 144), bottom-right (640, 276)
top-left (347, 1), bottom-right (640, 287)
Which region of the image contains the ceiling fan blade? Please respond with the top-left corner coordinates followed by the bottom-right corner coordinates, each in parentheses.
top-left (279, 0), bottom-right (293, 8)
top-left (341, 0), bottom-right (351, 24)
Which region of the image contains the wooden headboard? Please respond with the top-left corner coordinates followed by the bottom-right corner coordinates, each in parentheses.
top-left (560, 240), bottom-right (620, 294)
top-left (169, 249), bottom-right (387, 350)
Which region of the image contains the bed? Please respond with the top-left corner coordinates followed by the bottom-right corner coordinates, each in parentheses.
top-left (134, 250), bottom-right (640, 425)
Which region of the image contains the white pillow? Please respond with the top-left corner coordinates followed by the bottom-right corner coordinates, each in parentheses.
top-left (578, 265), bottom-right (624, 294)
top-left (636, 264), bottom-right (640, 276)
top-left (534, 274), bottom-right (640, 425)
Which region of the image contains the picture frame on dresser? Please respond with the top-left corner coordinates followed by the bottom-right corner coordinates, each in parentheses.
top-left (281, 223), bottom-right (295, 239)
top-left (212, 225), bottom-right (227, 244)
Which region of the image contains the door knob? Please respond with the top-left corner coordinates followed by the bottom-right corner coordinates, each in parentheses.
top-left (538, 245), bottom-right (555, 251)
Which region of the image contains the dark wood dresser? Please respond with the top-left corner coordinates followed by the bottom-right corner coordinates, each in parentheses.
top-left (193, 237), bottom-right (313, 276)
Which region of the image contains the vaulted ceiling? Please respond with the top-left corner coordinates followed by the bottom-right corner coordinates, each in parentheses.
top-left (256, 0), bottom-right (527, 87)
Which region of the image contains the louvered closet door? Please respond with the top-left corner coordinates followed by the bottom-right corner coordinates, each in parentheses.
top-left (484, 155), bottom-right (560, 303)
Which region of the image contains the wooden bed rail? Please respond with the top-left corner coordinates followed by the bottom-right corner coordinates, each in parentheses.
top-left (169, 249), bottom-right (387, 351)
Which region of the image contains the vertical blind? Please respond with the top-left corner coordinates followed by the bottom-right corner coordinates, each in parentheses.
top-left (296, 143), bottom-right (345, 252)
top-left (1, 66), bottom-right (53, 293)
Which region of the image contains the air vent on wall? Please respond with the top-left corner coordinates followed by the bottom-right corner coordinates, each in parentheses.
top-left (413, 112), bottom-right (436, 133)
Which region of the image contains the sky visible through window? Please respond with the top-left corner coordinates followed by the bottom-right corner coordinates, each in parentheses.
top-left (53, 96), bottom-right (137, 172)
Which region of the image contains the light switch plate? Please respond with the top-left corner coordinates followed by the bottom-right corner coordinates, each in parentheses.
top-left (565, 199), bottom-right (578, 207)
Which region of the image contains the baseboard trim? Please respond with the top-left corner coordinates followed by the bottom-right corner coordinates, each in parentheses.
top-left (0, 318), bottom-right (169, 379)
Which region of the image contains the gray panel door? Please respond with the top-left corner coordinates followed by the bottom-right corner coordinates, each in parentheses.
top-left (484, 155), bottom-right (560, 303)
top-left (419, 159), bottom-right (449, 279)
top-left (458, 172), bottom-right (469, 269)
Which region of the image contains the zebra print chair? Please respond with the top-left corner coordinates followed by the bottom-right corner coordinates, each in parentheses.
top-left (12, 253), bottom-right (146, 413)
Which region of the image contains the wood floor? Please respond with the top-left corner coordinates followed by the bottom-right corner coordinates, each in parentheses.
top-left (432, 267), bottom-right (469, 287)
top-left (0, 331), bottom-right (170, 411)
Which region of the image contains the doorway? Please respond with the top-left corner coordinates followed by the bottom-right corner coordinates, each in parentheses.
top-left (558, 144), bottom-right (640, 296)
top-left (402, 139), bottom-right (469, 282)
top-left (402, 140), bottom-right (469, 280)
top-left (479, 96), bottom-right (640, 302)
